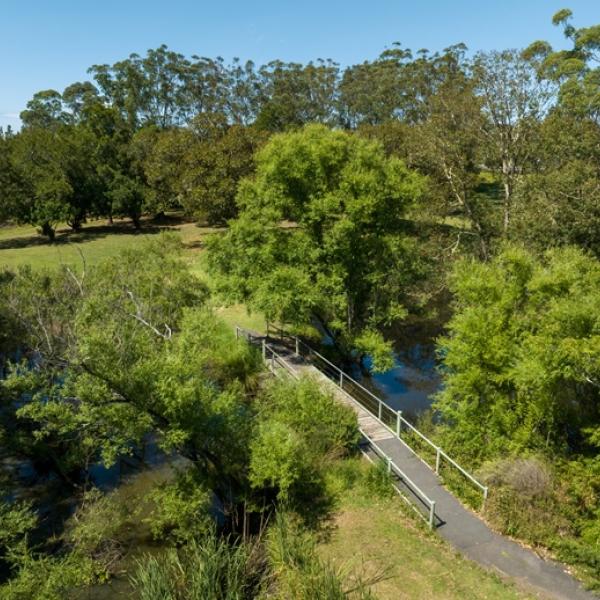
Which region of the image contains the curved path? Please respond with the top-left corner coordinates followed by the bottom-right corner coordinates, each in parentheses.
top-left (251, 332), bottom-right (596, 600)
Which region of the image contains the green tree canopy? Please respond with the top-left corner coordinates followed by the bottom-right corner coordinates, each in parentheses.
top-left (207, 124), bottom-right (427, 370)
top-left (435, 245), bottom-right (600, 460)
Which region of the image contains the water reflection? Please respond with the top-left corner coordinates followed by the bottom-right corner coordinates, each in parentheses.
top-left (363, 342), bottom-right (441, 420)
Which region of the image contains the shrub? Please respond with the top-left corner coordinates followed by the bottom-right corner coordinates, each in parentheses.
top-left (481, 457), bottom-right (568, 544)
top-left (145, 470), bottom-right (213, 544)
top-left (249, 420), bottom-right (314, 501)
top-left (260, 377), bottom-right (360, 456)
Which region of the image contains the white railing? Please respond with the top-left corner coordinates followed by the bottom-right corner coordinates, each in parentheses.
top-left (237, 325), bottom-right (488, 509)
top-left (236, 326), bottom-right (438, 528)
top-left (359, 428), bottom-right (436, 529)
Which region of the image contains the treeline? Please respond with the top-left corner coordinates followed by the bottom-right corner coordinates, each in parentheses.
top-left (1, 8), bottom-right (599, 255)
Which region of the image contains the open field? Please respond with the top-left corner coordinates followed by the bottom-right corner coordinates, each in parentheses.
top-left (0, 217), bottom-right (267, 332)
top-left (0, 217), bottom-right (211, 270)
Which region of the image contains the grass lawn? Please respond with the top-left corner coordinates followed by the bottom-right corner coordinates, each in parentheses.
top-left (0, 217), bottom-right (212, 270)
top-left (319, 460), bottom-right (533, 600)
top-left (0, 217), bottom-right (267, 332)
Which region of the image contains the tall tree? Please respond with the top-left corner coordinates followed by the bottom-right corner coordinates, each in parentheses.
top-left (255, 60), bottom-right (340, 131)
top-left (207, 125), bottom-right (427, 370)
top-left (435, 245), bottom-right (600, 460)
top-left (473, 50), bottom-right (554, 235)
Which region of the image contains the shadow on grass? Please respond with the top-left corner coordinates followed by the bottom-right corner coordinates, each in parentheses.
top-left (0, 219), bottom-right (183, 251)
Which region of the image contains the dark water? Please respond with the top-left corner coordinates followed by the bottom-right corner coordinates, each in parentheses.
top-left (363, 341), bottom-right (441, 420)
top-left (327, 315), bottom-right (446, 422)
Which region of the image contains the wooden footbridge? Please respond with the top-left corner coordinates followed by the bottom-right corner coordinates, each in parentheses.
top-left (235, 325), bottom-right (596, 600)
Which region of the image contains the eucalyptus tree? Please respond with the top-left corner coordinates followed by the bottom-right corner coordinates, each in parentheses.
top-left (207, 124), bottom-right (427, 371)
top-left (472, 50), bottom-right (555, 235)
top-left (227, 58), bottom-right (263, 125)
top-left (19, 90), bottom-right (68, 129)
top-left (255, 59), bottom-right (340, 131)
top-left (89, 45), bottom-right (190, 130)
top-left (526, 8), bottom-right (600, 124)
top-left (339, 45), bottom-right (413, 127)
top-left (512, 109), bottom-right (600, 256)
top-left (513, 9), bottom-right (600, 254)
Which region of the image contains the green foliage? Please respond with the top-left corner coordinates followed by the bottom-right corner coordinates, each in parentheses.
top-left (249, 378), bottom-right (359, 502)
top-left (106, 172), bottom-right (147, 228)
top-left (1, 235), bottom-right (260, 503)
top-left (132, 531), bottom-right (260, 600)
top-left (435, 245), bottom-right (600, 460)
top-left (145, 470), bottom-right (213, 544)
top-left (259, 378), bottom-right (360, 455)
top-left (0, 552), bottom-right (98, 600)
top-left (513, 111), bottom-right (600, 256)
top-left (354, 331), bottom-right (395, 374)
top-left (0, 500), bottom-right (37, 567)
top-left (63, 488), bottom-right (131, 567)
top-left (528, 8), bottom-right (600, 120)
top-left (435, 244), bottom-right (600, 586)
top-left (207, 124), bottom-right (426, 370)
top-left (250, 420), bottom-right (312, 501)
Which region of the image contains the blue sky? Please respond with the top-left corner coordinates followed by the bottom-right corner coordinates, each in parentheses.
top-left (1, 0), bottom-right (598, 130)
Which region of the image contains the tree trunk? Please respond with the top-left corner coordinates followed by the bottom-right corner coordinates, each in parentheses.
top-left (502, 157), bottom-right (515, 236)
top-left (41, 222), bottom-right (56, 242)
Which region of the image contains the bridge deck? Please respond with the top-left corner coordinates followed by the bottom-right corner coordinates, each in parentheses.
top-left (258, 334), bottom-right (595, 600)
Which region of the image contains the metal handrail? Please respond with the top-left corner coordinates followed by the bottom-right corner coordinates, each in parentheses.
top-left (359, 427), bottom-right (436, 529)
top-left (237, 325), bottom-right (488, 509)
top-left (239, 326), bottom-right (437, 527)
top-left (253, 326), bottom-right (487, 506)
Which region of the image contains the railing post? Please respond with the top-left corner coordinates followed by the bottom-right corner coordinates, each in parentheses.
top-left (262, 339), bottom-right (266, 361)
top-left (235, 326), bottom-right (239, 339)
top-left (378, 400), bottom-right (383, 421)
top-left (435, 447), bottom-right (441, 475)
top-left (387, 457), bottom-right (392, 473)
top-left (295, 337), bottom-right (299, 356)
top-left (482, 486), bottom-right (489, 511)
top-left (429, 501), bottom-right (436, 529)
top-left (339, 371), bottom-right (344, 388)
top-left (396, 410), bottom-right (402, 437)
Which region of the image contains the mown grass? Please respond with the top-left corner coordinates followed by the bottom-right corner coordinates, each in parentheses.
top-left (0, 217), bottom-right (266, 332)
top-left (0, 218), bottom-right (210, 270)
top-left (319, 459), bottom-right (534, 600)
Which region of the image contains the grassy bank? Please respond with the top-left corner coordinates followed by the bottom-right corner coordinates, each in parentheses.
top-left (319, 460), bottom-right (532, 600)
